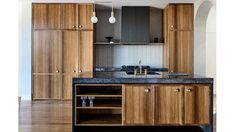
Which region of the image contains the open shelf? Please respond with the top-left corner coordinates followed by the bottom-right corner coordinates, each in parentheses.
top-left (75, 85), bottom-right (123, 126)
top-left (76, 114), bottom-right (122, 126)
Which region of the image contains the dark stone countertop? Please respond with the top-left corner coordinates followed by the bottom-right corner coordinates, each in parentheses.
top-left (72, 72), bottom-right (213, 84)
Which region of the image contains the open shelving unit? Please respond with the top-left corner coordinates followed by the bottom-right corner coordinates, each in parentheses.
top-left (75, 84), bottom-right (123, 126)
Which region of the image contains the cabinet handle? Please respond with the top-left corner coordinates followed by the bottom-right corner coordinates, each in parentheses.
top-left (170, 70), bottom-right (174, 73)
top-left (72, 70), bottom-right (76, 73)
top-left (78, 70), bottom-right (82, 73)
top-left (72, 25), bottom-right (76, 28)
top-left (174, 88), bottom-right (180, 92)
top-left (186, 89), bottom-right (192, 92)
top-left (79, 25), bottom-right (83, 28)
top-left (145, 88), bottom-right (150, 93)
top-left (56, 70), bottom-right (60, 73)
top-left (170, 25), bottom-right (174, 28)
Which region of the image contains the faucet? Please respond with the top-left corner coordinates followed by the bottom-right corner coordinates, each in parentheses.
top-left (139, 60), bottom-right (142, 74)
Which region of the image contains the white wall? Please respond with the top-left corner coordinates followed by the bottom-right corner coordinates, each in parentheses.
top-left (206, 6), bottom-right (216, 89)
top-left (19, 0), bottom-right (32, 100)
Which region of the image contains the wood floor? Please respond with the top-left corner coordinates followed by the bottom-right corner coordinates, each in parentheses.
top-left (19, 101), bottom-right (72, 132)
top-left (19, 96), bottom-right (216, 132)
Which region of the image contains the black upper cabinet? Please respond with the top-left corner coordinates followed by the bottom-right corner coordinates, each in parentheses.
top-left (121, 7), bottom-right (150, 43)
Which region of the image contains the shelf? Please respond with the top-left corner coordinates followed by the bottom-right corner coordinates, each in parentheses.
top-left (76, 114), bottom-right (122, 126)
top-left (76, 94), bottom-right (122, 97)
top-left (94, 42), bottom-right (164, 45)
top-left (76, 106), bottom-right (122, 109)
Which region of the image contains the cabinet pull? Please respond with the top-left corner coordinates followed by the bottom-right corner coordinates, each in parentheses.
top-left (186, 89), bottom-right (192, 92)
top-left (78, 70), bottom-right (82, 73)
top-left (174, 88), bottom-right (180, 92)
top-left (72, 25), bottom-right (76, 28)
top-left (144, 88), bottom-right (150, 93)
top-left (79, 25), bottom-right (83, 28)
top-left (72, 70), bottom-right (76, 73)
top-left (56, 70), bottom-right (60, 73)
top-left (170, 25), bottom-right (174, 28)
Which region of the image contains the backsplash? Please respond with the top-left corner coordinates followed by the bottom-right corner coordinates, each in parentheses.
top-left (95, 45), bottom-right (163, 67)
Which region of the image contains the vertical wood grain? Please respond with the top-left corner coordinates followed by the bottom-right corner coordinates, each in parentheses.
top-left (48, 4), bottom-right (61, 29)
top-left (32, 4), bottom-right (47, 29)
top-left (79, 31), bottom-right (93, 72)
top-left (125, 85), bottom-right (154, 125)
top-left (33, 75), bottom-right (61, 99)
top-left (154, 85), bottom-right (183, 125)
top-left (62, 4), bottom-right (78, 29)
top-left (62, 30), bottom-right (79, 99)
top-left (77, 4), bottom-right (93, 30)
top-left (33, 30), bottom-right (61, 73)
top-left (184, 85), bottom-right (210, 125)
top-left (176, 4), bottom-right (193, 30)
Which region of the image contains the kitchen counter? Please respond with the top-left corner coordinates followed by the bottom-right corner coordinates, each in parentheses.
top-left (72, 72), bottom-right (213, 84)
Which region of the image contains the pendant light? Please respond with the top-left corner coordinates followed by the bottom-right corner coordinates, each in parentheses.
top-left (91, 2), bottom-right (98, 23)
top-left (109, 1), bottom-right (116, 24)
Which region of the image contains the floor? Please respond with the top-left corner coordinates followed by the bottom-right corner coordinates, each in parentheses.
top-left (19, 96), bottom-right (216, 132)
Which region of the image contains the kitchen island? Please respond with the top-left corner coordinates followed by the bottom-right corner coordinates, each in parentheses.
top-left (72, 72), bottom-right (213, 132)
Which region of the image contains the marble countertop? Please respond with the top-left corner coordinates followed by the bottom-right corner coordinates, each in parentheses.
top-left (72, 72), bottom-right (213, 84)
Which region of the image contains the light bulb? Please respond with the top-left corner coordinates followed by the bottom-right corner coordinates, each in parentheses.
top-left (109, 11), bottom-right (116, 24)
top-left (91, 12), bottom-right (98, 23)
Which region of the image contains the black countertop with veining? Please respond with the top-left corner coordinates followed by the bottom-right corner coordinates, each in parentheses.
top-left (72, 72), bottom-right (213, 84)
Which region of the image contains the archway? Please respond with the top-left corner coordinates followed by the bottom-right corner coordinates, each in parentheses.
top-left (194, 0), bottom-right (213, 75)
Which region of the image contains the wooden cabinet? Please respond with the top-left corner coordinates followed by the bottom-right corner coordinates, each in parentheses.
top-left (33, 75), bottom-right (61, 99)
top-left (154, 85), bottom-right (183, 125)
top-left (32, 3), bottom-right (93, 100)
top-left (184, 85), bottom-right (210, 125)
top-left (62, 4), bottom-right (93, 30)
top-left (77, 4), bottom-right (93, 30)
top-left (124, 85), bottom-right (154, 125)
top-left (62, 31), bottom-right (79, 99)
top-left (33, 30), bottom-right (61, 73)
top-left (79, 31), bottom-right (93, 73)
top-left (32, 4), bottom-right (61, 29)
top-left (123, 84), bottom-right (210, 125)
top-left (163, 4), bottom-right (193, 74)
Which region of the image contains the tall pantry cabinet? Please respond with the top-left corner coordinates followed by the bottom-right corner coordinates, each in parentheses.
top-left (32, 3), bottom-right (93, 100)
top-left (163, 4), bottom-right (194, 74)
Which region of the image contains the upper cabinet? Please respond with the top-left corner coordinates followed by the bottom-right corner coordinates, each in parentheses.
top-left (121, 7), bottom-right (150, 43)
top-left (62, 4), bottom-right (93, 30)
top-left (163, 4), bottom-right (194, 74)
top-left (32, 4), bottom-right (62, 29)
top-left (166, 4), bottom-right (193, 30)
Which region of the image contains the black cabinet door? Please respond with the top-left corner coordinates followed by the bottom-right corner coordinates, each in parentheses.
top-left (122, 7), bottom-right (150, 43)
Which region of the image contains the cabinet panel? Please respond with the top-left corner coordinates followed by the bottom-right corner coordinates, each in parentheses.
top-left (184, 85), bottom-right (210, 125)
top-left (33, 75), bottom-right (61, 99)
top-left (176, 4), bottom-right (193, 30)
top-left (62, 75), bottom-right (75, 99)
top-left (33, 30), bottom-right (61, 73)
top-left (155, 85), bottom-right (183, 125)
top-left (62, 4), bottom-right (78, 29)
top-left (62, 31), bottom-right (79, 74)
top-left (48, 4), bottom-right (61, 29)
top-left (124, 85), bottom-right (153, 124)
top-left (78, 4), bottom-right (93, 30)
top-left (79, 31), bottom-right (93, 73)
top-left (169, 31), bottom-right (193, 74)
top-left (32, 4), bottom-right (47, 29)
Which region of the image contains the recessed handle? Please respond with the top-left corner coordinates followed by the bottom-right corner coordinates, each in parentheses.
top-left (186, 88), bottom-right (192, 92)
top-left (145, 88), bottom-right (150, 93)
top-left (79, 25), bottom-right (83, 28)
top-left (56, 70), bottom-right (60, 73)
top-left (174, 88), bottom-right (180, 92)
top-left (72, 70), bottom-right (76, 73)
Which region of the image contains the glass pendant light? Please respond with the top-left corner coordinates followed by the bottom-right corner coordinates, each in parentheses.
top-left (109, 1), bottom-right (116, 24)
top-left (91, 2), bottom-right (98, 23)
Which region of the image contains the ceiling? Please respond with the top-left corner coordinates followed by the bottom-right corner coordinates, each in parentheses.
top-left (32, 0), bottom-right (197, 9)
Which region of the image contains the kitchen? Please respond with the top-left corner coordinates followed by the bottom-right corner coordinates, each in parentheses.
top-left (18, 0), bottom-right (216, 132)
